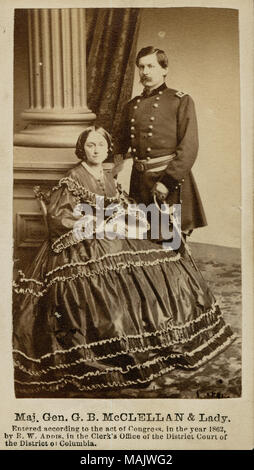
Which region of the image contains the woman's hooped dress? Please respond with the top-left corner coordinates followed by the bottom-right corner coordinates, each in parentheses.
top-left (13, 163), bottom-right (236, 396)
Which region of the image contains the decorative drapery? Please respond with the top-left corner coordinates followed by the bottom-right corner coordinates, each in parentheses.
top-left (86, 8), bottom-right (141, 139)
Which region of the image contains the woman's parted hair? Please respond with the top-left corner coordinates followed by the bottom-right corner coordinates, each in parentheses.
top-left (75, 125), bottom-right (113, 160)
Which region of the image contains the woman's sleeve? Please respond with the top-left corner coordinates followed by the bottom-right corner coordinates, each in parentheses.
top-left (47, 183), bottom-right (90, 253)
top-left (47, 185), bottom-right (79, 236)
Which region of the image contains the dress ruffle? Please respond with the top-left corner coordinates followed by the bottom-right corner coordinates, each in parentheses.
top-left (12, 164), bottom-right (236, 395)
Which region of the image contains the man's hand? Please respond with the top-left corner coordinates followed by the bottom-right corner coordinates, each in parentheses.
top-left (151, 182), bottom-right (169, 202)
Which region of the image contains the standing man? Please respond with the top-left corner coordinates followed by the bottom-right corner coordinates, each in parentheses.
top-left (114, 46), bottom-right (207, 236)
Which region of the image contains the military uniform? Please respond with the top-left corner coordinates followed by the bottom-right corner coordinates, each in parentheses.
top-left (115, 83), bottom-right (207, 232)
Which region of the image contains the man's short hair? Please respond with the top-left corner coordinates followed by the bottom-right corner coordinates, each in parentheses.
top-left (136, 46), bottom-right (168, 69)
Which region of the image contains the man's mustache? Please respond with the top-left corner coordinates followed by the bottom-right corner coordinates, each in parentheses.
top-left (140, 76), bottom-right (152, 82)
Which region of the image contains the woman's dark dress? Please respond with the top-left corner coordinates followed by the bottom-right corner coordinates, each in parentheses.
top-left (13, 163), bottom-right (236, 395)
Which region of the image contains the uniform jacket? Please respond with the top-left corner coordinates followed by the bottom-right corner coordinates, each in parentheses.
top-left (114, 83), bottom-right (207, 232)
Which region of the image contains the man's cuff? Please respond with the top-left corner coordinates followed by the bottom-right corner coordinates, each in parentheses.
top-left (159, 173), bottom-right (181, 192)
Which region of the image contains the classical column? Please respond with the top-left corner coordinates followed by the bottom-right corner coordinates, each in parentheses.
top-left (14, 8), bottom-right (96, 147)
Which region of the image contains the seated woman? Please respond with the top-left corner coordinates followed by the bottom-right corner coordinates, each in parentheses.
top-left (13, 125), bottom-right (236, 397)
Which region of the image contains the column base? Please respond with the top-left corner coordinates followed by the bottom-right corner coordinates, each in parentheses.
top-left (14, 116), bottom-right (96, 148)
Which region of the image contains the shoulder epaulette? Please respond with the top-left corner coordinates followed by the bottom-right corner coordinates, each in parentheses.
top-left (175, 91), bottom-right (187, 98)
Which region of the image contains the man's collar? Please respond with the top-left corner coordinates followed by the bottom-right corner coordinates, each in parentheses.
top-left (142, 82), bottom-right (167, 98)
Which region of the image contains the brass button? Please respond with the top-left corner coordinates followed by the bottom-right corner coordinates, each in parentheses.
top-left (148, 125), bottom-right (153, 129)
top-left (131, 118), bottom-right (135, 123)
top-left (156, 97), bottom-right (160, 100)
top-left (148, 132), bottom-right (153, 137)
top-left (147, 147), bottom-right (151, 152)
top-left (130, 134), bottom-right (135, 139)
top-left (133, 105), bottom-right (138, 109)
top-left (150, 117), bottom-right (155, 121)
top-left (153, 103), bottom-right (159, 108)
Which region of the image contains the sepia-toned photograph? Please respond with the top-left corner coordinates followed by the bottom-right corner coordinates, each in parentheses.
top-left (1, 0), bottom-right (254, 458)
top-left (12, 5), bottom-right (242, 401)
